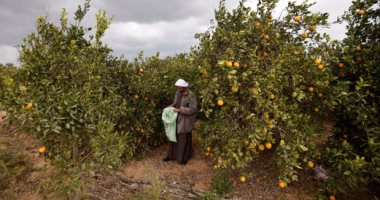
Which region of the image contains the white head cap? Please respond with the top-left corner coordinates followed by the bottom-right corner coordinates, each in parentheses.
top-left (175, 79), bottom-right (189, 87)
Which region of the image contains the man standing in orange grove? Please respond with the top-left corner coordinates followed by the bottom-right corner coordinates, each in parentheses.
top-left (163, 79), bottom-right (198, 165)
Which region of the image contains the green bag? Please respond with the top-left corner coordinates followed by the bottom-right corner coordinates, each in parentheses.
top-left (162, 107), bottom-right (178, 142)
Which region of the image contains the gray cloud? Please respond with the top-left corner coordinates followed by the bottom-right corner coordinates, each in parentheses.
top-left (0, 0), bottom-right (352, 64)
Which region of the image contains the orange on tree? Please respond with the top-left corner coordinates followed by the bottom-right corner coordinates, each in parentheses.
top-left (329, 195), bottom-right (336, 200)
top-left (264, 34), bottom-right (270, 40)
top-left (233, 62), bottom-right (240, 68)
top-left (308, 25), bottom-right (317, 32)
top-left (356, 9), bottom-right (365, 15)
top-left (204, 151), bottom-right (210, 157)
top-left (278, 180), bottom-right (286, 189)
top-left (307, 160), bottom-right (314, 168)
top-left (217, 99), bottom-right (224, 106)
top-left (337, 63), bottom-right (344, 68)
top-left (314, 58), bottom-right (321, 65)
top-left (258, 144), bottom-right (265, 151)
top-left (225, 61), bottom-right (233, 67)
top-left (244, 140), bottom-right (250, 146)
top-left (268, 123), bottom-right (274, 129)
top-left (318, 93), bottom-right (323, 98)
top-left (317, 64), bottom-right (324, 70)
top-left (38, 146), bottom-right (46, 153)
top-left (206, 146), bottom-right (211, 152)
top-left (293, 15), bottom-right (301, 22)
top-left (231, 86), bottom-right (239, 93)
top-left (265, 142), bottom-right (272, 150)
top-left (254, 21), bottom-right (260, 27)
top-left (308, 87), bottom-right (314, 93)
top-left (139, 68), bottom-right (144, 73)
top-left (242, 64), bottom-right (248, 69)
top-left (314, 107), bottom-right (319, 112)
top-left (355, 45), bottom-right (361, 52)
top-left (301, 32), bottom-right (308, 39)
top-left (268, 93), bottom-right (275, 100)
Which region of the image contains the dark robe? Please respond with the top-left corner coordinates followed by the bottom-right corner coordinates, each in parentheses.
top-left (166, 89), bottom-right (197, 164)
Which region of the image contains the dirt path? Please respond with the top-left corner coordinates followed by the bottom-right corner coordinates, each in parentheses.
top-left (0, 129), bottom-right (46, 200)
top-left (98, 132), bottom-right (318, 200)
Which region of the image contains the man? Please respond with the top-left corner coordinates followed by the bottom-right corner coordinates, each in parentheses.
top-left (163, 79), bottom-right (198, 165)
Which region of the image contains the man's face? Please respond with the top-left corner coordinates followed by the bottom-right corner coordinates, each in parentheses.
top-left (177, 87), bottom-right (187, 93)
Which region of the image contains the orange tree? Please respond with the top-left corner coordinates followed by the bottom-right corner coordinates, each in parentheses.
top-left (193, 0), bottom-right (337, 184)
top-left (322, 0), bottom-right (380, 195)
top-left (5, 1), bottom-right (149, 168)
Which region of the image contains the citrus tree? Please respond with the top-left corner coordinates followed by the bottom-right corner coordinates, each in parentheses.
top-left (4, 1), bottom-right (145, 168)
top-left (322, 0), bottom-right (380, 194)
top-left (193, 0), bottom-right (337, 184)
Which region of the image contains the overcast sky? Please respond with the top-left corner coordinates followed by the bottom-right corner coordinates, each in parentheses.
top-left (0, 0), bottom-right (351, 65)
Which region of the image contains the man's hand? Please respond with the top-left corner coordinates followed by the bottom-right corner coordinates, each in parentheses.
top-left (173, 108), bottom-right (180, 112)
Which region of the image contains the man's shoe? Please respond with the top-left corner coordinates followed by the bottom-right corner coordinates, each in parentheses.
top-left (163, 157), bottom-right (171, 162)
top-left (179, 160), bottom-right (187, 165)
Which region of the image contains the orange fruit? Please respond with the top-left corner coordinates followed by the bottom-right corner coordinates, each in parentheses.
top-left (265, 142), bottom-right (272, 150)
top-left (301, 32), bottom-right (308, 39)
top-left (22, 103), bottom-right (33, 110)
top-left (355, 45), bottom-right (361, 52)
top-left (293, 16), bottom-right (301, 22)
top-left (307, 161), bottom-right (314, 168)
top-left (264, 34), bottom-right (270, 40)
top-left (255, 21), bottom-right (260, 27)
top-left (244, 140), bottom-right (250, 146)
top-left (240, 176), bottom-right (246, 183)
top-left (204, 151), bottom-right (210, 157)
top-left (269, 93), bottom-right (275, 100)
top-left (356, 10), bottom-right (365, 15)
top-left (308, 87), bottom-right (314, 93)
top-left (225, 61), bottom-right (233, 67)
top-left (309, 25), bottom-right (317, 32)
top-left (139, 68), bottom-right (144, 73)
top-left (291, 92), bottom-right (298, 98)
top-left (337, 63), bottom-right (344, 68)
top-left (267, 124), bottom-right (274, 129)
top-left (317, 64), bottom-right (324, 70)
top-left (206, 147), bottom-right (211, 152)
top-left (243, 64), bottom-right (248, 69)
top-left (258, 144), bottom-right (265, 151)
top-left (261, 51), bottom-right (269, 57)
top-left (314, 58), bottom-right (321, 65)
top-left (314, 107), bottom-right (319, 112)
top-left (217, 99), bottom-right (224, 106)
top-left (38, 146), bottom-right (46, 153)
top-left (329, 195), bottom-right (336, 200)
top-left (134, 95), bottom-right (139, 99)
top-left (231, 86), bottom-right (239, 93)
top-left (278, 180), bottom-right (286, 188)
top-left (318, 93), bottom-right (323, 98)
top-left (233, 62), bottom-right (240, 68)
